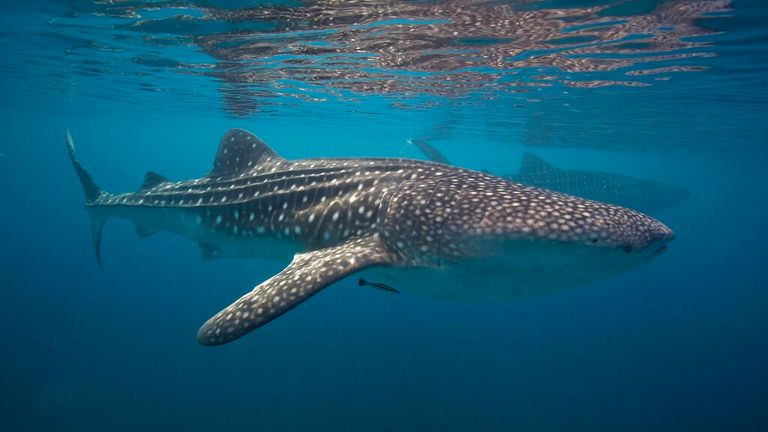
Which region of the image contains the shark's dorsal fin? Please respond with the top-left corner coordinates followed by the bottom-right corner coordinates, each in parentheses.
top-left (140, 171), bottom-right (169, 191)
top-left (210, 129), bottom-right (282, 177)
top-left (197, 235), bottom-right (392, 346)
top-left (519, 153), bottom-right (555, 175)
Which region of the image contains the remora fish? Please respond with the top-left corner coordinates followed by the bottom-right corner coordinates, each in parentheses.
top-left (67, 129), bottom-right (674, 346)
top-left (410, 139), bottom-right (689, 214)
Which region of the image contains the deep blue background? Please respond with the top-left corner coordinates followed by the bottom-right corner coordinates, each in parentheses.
top-left (1, 1), bottom-right (767, 431)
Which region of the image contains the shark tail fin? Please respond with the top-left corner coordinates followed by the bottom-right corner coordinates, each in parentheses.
top-left (66, 129), bottom-right (102, 202)
top-left (66, 129), bottom-right (108, 267)
top-left (409, 138), bottom-right (451, 165)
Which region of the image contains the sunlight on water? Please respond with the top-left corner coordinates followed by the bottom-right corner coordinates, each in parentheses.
top-left (3, 0), bottom-right (763, 154)
top-left (4, 1), bottom-right (737, 114)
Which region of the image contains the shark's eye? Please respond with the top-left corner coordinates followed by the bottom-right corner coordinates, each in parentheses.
top-left (623, 245), bottom-right (633, 253)
top-left (591, 238), bottom-right (598, 244)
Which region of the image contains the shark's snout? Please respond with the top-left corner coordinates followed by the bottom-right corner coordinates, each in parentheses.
top-left (639, 218), bottom-right (674, 248)
top-left (618, 215), bottom-right (674, 255)
top-left (650, 225), bottom-right (675, 245)
top-left (463, 185), bottom-right (675, 258)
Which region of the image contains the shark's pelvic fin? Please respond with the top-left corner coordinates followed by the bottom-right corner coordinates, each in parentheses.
top-left (519, 152), bottom-right (555, 176)
top-left (198, 242), bottom-right (221, 260)
top-left (134, 223), bottom-right (155, 239)
top-left (65, 129), bottom-right (107, 268)
top-left (197, 235), bottom-right (392, 346)
top-left (140, 171), bottom-right (169, 191)
top-left (209, 129), bottom-right (284, 177)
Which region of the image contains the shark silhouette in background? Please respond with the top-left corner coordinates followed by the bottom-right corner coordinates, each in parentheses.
top-left (68, 129), bottom-right (673, 346)
top-left (410, 139), bottom-right (689, 215)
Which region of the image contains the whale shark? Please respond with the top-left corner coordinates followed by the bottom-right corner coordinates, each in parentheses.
top-left (410, 139), bottom-right (689, 215)
top-left (67, 129), bottom-right (674, 346)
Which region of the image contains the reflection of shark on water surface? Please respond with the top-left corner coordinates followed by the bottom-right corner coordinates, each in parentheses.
top-left (411, 139), bottom-right (689, 215)
top-left (68, 129), bottom-right (673, 346)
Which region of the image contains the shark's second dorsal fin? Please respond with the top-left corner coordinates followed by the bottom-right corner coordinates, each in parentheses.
top-left (140, 171), bottom-right (169, 191)
top-left (519, 153), bottom-right (555, 175)
top-left (210, 129), bottom-right (282, 177)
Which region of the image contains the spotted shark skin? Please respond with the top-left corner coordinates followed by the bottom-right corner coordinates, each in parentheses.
top-left (67, 129), bottom-right (674, 346)
top-left (512, 154), bottom-right (689, 215)
top-left (411, 139), bottom-right (689, 215)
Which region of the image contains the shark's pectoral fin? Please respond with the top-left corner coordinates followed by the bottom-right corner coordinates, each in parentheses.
top-left (196, 235), bottom-right (392, 346)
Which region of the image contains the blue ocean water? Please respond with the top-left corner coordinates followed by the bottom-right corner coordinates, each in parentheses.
top-left (1, 0), bottom-right (767, 430)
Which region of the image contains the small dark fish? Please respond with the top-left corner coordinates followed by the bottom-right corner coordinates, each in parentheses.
top-left (358, 278), bottom-right (400, 294)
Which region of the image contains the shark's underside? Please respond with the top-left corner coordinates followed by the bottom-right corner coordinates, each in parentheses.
top-left (67, 129), bottom-right (674, 346)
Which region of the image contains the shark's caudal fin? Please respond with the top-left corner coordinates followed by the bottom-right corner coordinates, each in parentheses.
top-left (66, 129), bottom-right (108, 267)
top-left (197, 235), bottom-right (392, 346)
top-left (65, 130), bottom-right (102, 202)
top-left (408, 138), bottom-right (451, 165)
